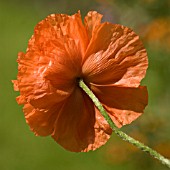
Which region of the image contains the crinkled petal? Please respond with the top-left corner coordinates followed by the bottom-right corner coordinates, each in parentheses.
top-left (83, 23), bottom-right (148, 87)
top-left (14, 52), bottom-right (74, 108)
top-left (52, 88), bottom-right (112, 152)
top-left (89, 107), bottom-right (112, 152)
top-left (32, 11), bottom-right (89, 57)
top-left (12, 80), bottom-right (19, 91)
top-left (90, 84), bottom-right (148, 127)
top-left (23, 102), bottom-right (64, 136)
top-left (84, 11), bottom-right (103, 39)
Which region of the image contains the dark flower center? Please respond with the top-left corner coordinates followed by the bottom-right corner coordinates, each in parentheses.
top-left (76, 77), bottom-right (82, 85)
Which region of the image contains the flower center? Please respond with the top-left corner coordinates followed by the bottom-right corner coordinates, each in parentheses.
top-left (76, 77), bottom-right (82, 85)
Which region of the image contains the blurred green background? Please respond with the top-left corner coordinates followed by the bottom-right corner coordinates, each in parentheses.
top-left (0, 0), bottom-right (170, 170)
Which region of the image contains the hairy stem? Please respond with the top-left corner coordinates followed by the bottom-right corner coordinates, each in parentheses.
top-left (79, 79), bottom-right (170, 169)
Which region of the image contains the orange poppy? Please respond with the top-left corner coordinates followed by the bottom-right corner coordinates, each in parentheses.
top-left (12, 11), bottom-right (148, 152)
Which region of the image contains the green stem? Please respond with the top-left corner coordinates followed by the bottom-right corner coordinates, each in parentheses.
top-left (79, 79), bottom-right (170, 169)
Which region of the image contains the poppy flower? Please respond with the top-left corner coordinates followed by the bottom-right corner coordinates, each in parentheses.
top-left (13, 11), bottom-right (148, 152)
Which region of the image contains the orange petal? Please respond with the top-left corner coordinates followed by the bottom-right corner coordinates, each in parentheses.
top-left (16, 51), bottom-right (74, 108)
top-left (12, 80), bottom-right (19, 91)
top-left (23, 102), bottom-right (64, 136)
top-left (83, 24), bottom-right (148, 87)
top-left (88, 107), bottom-right (112, 151)
top-left (90, 84), bottom-right (148, 127)
top-left (16, 95), bottom-right (26, 105)
top-left (68, 11), bottom-right (89, 56)
top-left (52, 88), bottom-right (112, 152)
top-left (84, 11), bottom-right (103, 39)
top-left (32, 11), bottom-right (89, 57)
